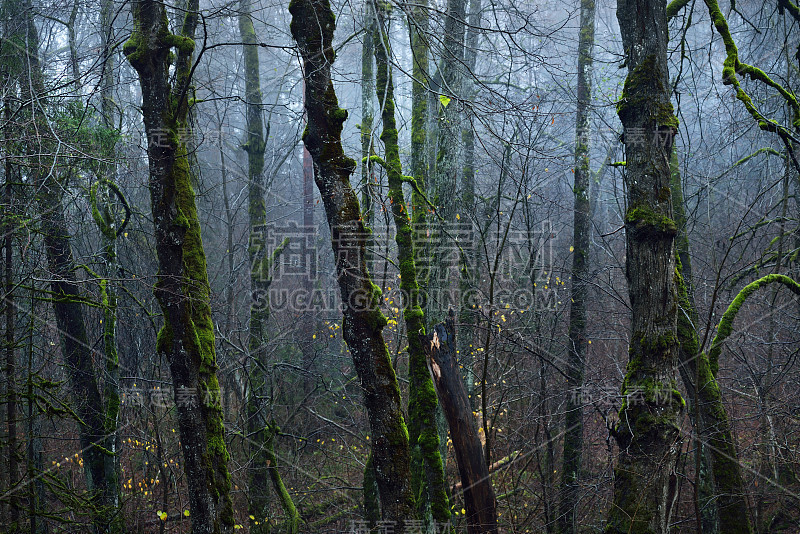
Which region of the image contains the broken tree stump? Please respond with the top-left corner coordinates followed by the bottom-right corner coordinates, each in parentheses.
top-left (420, 310), bottom-right (498, 534)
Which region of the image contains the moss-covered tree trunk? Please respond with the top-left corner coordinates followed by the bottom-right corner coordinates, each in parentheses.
top-left (94, 4), bottom-right (125, 527)
top-left (607, 0), bottom-right (684, 531)
top-left (557, 1), bottom-right (595, 532)
top-left (372, 6), bottom-right (450, 529)
top-left (670, 150), bottom-right (717, 533)
top-left (361, 6), bottom-right (381, 518)
top-left (238, 0), bottom-right (281, 530)
top-left (288, 0), bottom-right (416, 530)
top-left (361, 0), bottom-right (376, 272)
top-left (89, 179), bottom-right (127, 534)
top-left (124, 1), bottom-right (234, 532)
top-left (670, 150), bottom-right (753, 534)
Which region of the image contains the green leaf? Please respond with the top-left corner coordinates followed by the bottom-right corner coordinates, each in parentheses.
top-left (439, 95), bottom-right (451, 108)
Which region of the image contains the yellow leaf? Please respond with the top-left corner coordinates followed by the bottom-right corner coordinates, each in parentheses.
top-left (184, 510), bottom-right (190, 517)
top-left (439, 95), bottom-right (451, 107)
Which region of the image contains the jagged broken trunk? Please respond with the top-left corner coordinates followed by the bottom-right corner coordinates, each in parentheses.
top-left (289, 0), bottom-right (416, 530)
top-left (421, 312), bottom-right (498, 534)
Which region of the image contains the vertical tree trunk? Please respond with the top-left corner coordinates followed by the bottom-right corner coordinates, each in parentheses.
top-left (3, 60), bottom-right (19, 531)
top-left (372, 6), bottom-right (451, 528)
top-left (239, 1), bottom-right (271, 530)
top-left (361, 7), bottom-right (381, 516)
top-left (557, 0), bottom-right (595, 532)
top-left (124, 1), bottom-right (234, 531)
top-left (94, 5), bottom-right (125, 524)
top-left (608, 0), bottom-right (684, 531)
top-left (289, 0), bottom-right (416, 529)
top-left (26, 290), bottom-right (47, 534)
top-left (361, 0), bottom-right (375, 272)
top-left (429, 0), bottom-right (467, 323)
top-left (458, 0), bottom-right (480, 409)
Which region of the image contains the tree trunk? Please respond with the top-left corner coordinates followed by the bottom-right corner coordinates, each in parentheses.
top-left (429, 0), bottom-right (467, 323)
top-left (458, 0), bottom-right (481, 410)
top-left (17, 2), bottom-right (119, 530)
top-left (96, 0), bottom-right (125, 529)
top-left (421, 311), bottom-right (498, 534)
top-left (608, 0), bottom-right (684, 532)
top-left (124, 1), bottom-right (234, 531)
top-left (557, 0), bottom-right (595, 531)
top-left (372, 5), bottom-right (451, 528)
top-left (3, 60), bottom-right (19, 531)
top-left (361, 0), bottom-right (375, 273)
top-left (671, 149), bottom-right (753, 534)
top-left (239, 0), bottom-right (273, 530)
top-left (288, 0), bottom-right (416, 530)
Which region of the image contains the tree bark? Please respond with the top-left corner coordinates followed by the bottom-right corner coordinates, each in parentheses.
top-left (361, 0), bottom-right (376, 273)
top-left (2, 48), bottom-right (19, 529)
top-left (372, 5), bottom-right (451, 527)
top-left (124, 1), bottom-right (234, 531)
top-left (557, 0), bottom-right (595, 531)
top-left (421, 311), bottom-right (498, 534)
top-left (288, 0), bottom-right (416, 529)
top-left (238, 1), bottom-right (275, 530)
top-left (429, 0), bottom-right (467, 323)
top-left (671, 150), bottom-right (753, 534)
top-left (608, 0), bottom-right (684, 531)
top-left (16, 2), bottom-right (119, 530)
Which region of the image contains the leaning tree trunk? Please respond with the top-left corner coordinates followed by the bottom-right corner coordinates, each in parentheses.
top-left (124, 1), bottom-right (234, 532)
top-left (557, 0), bottom-right (595, 532)
top-left (608, 0), bottom-right (684, 532)
top-left (289, 0), bottom-right (416, 530)
top-left (421, 311), bottom-right (498, 534)
top-left (18, 2), bottom-right (119, 530)
top-left (372, 6), bottom-right (451, 529)
top-left (671, 149), bottom-right (754, 533)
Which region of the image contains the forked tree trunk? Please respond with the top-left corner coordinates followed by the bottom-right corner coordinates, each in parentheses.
top-left (608, 0), bottom-right (684, 531)
top-left (124, 1), bottom-right (234, 532)
top-left (289, 0), bottom-right (416, 530)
